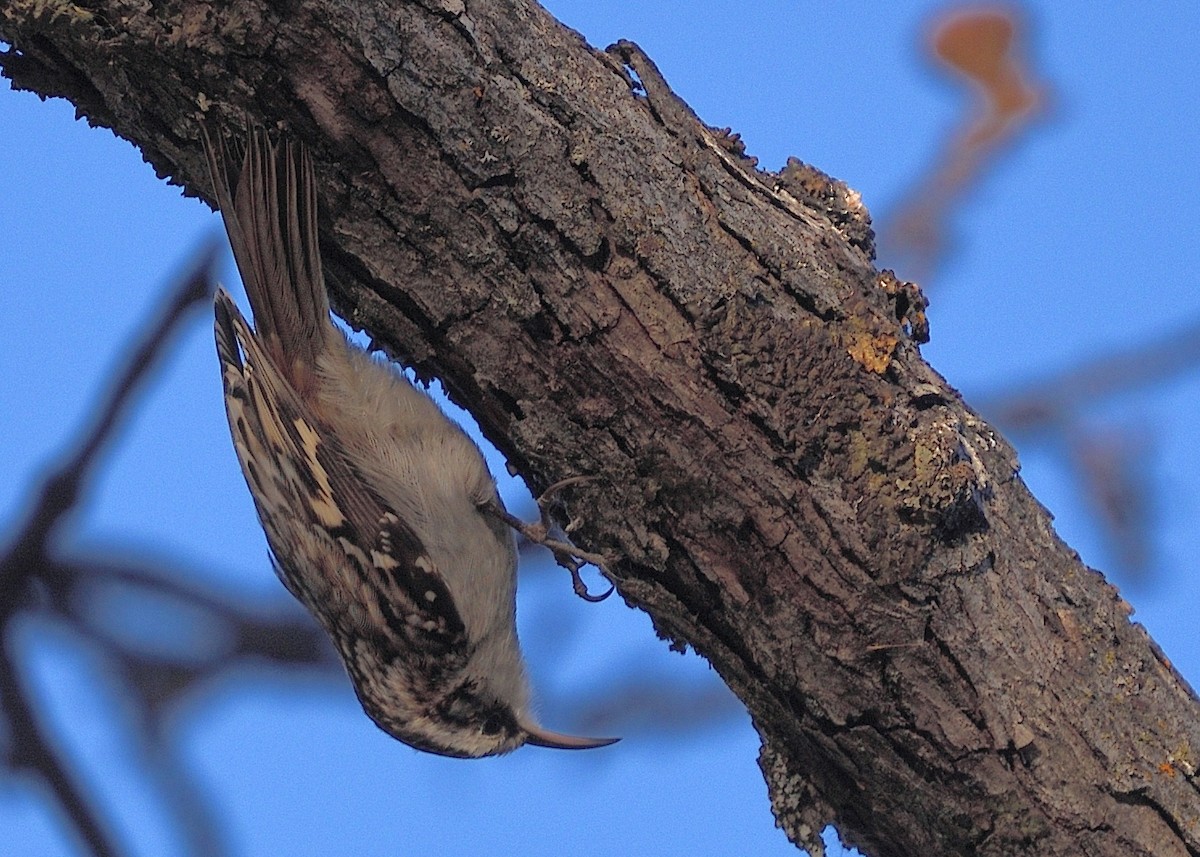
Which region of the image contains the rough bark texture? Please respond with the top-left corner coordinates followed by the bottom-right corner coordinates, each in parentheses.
top-left (3, 1), bottom-right (1199, 855)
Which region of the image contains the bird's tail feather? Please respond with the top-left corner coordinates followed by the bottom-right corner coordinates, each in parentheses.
top-left (202, 126), bottom-right (331, 377)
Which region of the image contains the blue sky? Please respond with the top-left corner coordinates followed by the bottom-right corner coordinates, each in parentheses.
top-left (3, 2), bottom-right (1199, 855)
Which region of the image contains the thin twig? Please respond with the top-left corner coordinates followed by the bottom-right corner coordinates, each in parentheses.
top-left (0, 243), bottom-right (218, 613)
top-left (0, 636), bottom-right (122, 857)
top-left (0, 244), bottom-right (218, 857)
top-left (978, 317), bottom-right (1200, 434)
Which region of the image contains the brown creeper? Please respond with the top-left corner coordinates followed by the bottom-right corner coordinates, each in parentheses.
top-left (203, 128), bottom-right (617, 758)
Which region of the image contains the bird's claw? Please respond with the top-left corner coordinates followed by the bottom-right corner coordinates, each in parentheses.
top-left (484, 476), bottom-right (614, 602)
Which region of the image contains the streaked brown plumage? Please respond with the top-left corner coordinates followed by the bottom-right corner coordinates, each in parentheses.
top-left (204, 128), bottom-right (616, 757)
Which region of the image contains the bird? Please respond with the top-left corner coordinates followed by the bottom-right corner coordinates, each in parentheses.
top-left (203, 126), bottom-right (617, 758)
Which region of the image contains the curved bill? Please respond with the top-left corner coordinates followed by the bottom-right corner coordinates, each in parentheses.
top-left (523, 722), bottom-right (620, 751)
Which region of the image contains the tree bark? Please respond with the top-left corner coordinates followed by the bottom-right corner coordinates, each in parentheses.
top-left (3, 2), bottom-right (1198, 854)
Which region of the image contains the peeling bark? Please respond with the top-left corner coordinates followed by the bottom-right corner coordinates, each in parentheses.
top-left (3, 1), bottom-right (1198, 854)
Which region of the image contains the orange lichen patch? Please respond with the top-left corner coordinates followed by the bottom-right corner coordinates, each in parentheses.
top-left (1159, 762), bottom-right (1177, 778)
top-left (846, 329), bottom-right (899, 374)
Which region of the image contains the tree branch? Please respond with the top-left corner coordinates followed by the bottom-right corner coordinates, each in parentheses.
top-left (3, 2), bottom-right (1198, 855)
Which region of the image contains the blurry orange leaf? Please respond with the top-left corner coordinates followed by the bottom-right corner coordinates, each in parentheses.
top-left (882, 4), bottom-right (1049, 280)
